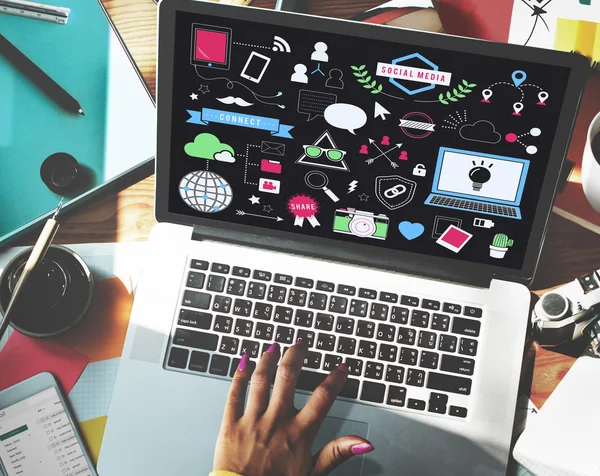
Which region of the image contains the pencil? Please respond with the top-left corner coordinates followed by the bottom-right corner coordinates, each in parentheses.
top-left (0, 34), bottom-right (84, 115)
top-left (0, 199), bottom-right (64, 341)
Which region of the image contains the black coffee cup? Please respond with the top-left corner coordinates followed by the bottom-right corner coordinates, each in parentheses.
top-left (0, 245), bottom-right (94, 338)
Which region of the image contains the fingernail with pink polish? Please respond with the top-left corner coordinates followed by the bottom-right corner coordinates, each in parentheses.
top-left (238, 353), bottom-right (248, 371)
top-left (351, 443), bottom-right (374, 455)
top-left (337, 363), bottom-right (348, 373)
top-left (267, 342), bottom-right (279, 353)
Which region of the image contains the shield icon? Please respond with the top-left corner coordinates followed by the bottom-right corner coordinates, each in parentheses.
top-left (375, 175), bottom-right (417, 210)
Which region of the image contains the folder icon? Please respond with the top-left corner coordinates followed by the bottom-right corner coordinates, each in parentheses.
top-left (261, 159), bottom-right (282, 174)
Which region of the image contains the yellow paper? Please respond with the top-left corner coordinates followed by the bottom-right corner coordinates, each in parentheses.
top-left (555, 18), bottom-right (600, 64)
top-left (78, 416), bottom-right (108, 466)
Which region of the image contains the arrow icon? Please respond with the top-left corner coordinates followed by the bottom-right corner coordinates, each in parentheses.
top-left (237, 210), bottom-right (283, 222)
top-left (365, 139), bottom-right (402, 168)
top-left (374, 102), bottom-right (391, 120)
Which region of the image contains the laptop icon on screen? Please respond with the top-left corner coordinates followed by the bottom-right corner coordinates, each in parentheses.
top-left (425, 147), bottom-right (530, 219)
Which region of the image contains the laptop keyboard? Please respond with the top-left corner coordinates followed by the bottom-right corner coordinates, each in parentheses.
top-left (429, 195), bottom-right (518, 218)
top-left (164, 258), bottom-right (484, 420)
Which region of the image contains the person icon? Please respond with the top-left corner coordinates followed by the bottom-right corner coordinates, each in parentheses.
top-left (291, 64), bottom-right (308, 84)
top-left (359, 145), bottom-right (369, 155)
top-left (381, 136), bottom-right (390, 146)
top-left (311, 42), bottom-right (329, 62)
top-left (399, 151), bottom-right (408, 161)
top-left (326, 68), bottom-right (344, 89)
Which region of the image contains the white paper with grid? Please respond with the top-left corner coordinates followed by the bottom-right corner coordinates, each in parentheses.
top-left (68, 358), bottom-right (120, 422)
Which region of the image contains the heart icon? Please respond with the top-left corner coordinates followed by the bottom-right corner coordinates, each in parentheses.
top-left (399, 221), bottom-right (425, 240)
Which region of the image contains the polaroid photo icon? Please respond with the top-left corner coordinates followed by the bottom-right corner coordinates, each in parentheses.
top-left (436, 225), bottom-right (472, 253)
top-left (190, 24), bottom-right (232, 70)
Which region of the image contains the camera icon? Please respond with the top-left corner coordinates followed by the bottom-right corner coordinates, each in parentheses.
top-left (332, 208), bottom-right (389, 240)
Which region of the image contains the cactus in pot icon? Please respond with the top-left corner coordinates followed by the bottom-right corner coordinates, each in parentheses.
top-left (489, 233), bottom-right (514, 259)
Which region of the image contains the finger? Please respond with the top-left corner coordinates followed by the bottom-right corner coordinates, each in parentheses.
top-left (245, 342), bottom-right (280, 418)
top-left (268, 338), bottom-right (307, 413)
top-left (222, 353), bottom-right (251, 424)
top-left (310, 436), bottom-right (374, 476)
top-left (297, 362), bottom-right (348, 431)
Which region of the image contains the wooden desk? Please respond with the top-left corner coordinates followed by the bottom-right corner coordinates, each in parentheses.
top-left (14, 0), bottom-right (600, 410)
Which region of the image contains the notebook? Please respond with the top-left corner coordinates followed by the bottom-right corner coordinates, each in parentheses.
top-left (0, 0), bottom-right (156, 244)
top-left (513, 355), bottom-right (600, 475)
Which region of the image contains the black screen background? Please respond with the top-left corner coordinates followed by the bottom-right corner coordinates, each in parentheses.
top-left (168, 11), bottom-right (571, 270)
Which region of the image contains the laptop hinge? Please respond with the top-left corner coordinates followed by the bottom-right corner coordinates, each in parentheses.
top-left (191, 225), bottom-right (493, 289)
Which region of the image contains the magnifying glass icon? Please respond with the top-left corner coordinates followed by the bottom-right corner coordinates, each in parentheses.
top-left (305, 170), bottom-right (340, 202)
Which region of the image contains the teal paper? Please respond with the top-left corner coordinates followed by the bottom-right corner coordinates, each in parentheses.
top-left (0, 0), bottom-right (110, 240)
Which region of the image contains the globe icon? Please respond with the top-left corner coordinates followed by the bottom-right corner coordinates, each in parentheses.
top-left (179, 171), bottom-right (233, 213)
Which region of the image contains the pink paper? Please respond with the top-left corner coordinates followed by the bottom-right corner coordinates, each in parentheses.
top-left (0, 331), bottom-right (89, 393)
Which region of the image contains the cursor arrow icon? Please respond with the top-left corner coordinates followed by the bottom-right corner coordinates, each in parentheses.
top-left (374, 102), bottom-right (391, 120)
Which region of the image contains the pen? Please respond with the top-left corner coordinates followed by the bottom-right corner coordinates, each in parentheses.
top-left (0, 198), bottom-right (64, 341)
top-left (0, 34), bottom-right (84, 115)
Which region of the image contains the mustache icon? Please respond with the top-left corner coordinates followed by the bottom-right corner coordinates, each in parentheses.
top-left (216, 96), bottom-right (254, 107)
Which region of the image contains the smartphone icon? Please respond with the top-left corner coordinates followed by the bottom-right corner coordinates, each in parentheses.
top-left (240, 51), bottom-right (271, 84)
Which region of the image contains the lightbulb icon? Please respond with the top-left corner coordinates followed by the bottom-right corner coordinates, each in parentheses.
top-left (468, 161), bottom-right (493, 192)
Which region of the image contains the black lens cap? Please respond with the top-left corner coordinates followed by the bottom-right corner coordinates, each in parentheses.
top-left (41, 153), bottom-right (80, 194)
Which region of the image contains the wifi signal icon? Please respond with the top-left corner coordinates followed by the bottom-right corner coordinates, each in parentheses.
top-left (272, 36), bottom-right (292, 53)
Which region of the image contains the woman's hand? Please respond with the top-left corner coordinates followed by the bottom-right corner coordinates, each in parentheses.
top-left (213, 339), bottom-right (374, 475)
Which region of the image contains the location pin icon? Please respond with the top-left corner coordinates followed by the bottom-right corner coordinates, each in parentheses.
top-left (538, 91), bottom-right (549, 105)
top-left (481, 89), bottom-right (493, 102)
top-left (511, 70), bottom-right (527, 87)
top-left (512, 102), bottom-right (524, 116)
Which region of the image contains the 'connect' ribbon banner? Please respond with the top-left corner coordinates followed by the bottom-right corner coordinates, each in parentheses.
top-left (187, 109), bottom-right (294, 139)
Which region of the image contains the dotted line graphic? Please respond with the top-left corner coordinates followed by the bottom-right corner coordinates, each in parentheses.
top-left (233, 42), bottom-right (271, 50)
top-left (521, 83), bottom-right (543, 91)
top-left (488, 81), bottom-right (525, 102)
top-left (442, 110), bottom-right (468, 129)
top-left (242, 144), bottom-right (258, 185)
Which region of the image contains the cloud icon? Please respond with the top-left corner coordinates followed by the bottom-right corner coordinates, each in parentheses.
top-left (184, 133), bottom-right (234, 160)
top-left (459, 120), bottom-right (501, 144)
top-left (214, 150), bottom-right (235, 163)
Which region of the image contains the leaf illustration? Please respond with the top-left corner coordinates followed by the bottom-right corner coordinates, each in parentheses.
top-left (446, 91), bottom-right (452, 99)
top-left (371, 80), bottom-right (377, 87)
top-left (358, 65), bottom-right (366, 71)
top-left (357, 79), bottom-right (367, 83)
top-left (365, 76), bottom-right (372, 82)
top-left (438, 93), bottom-right (444, 101)
top-left (440, 99), bottom-right (449, 105)
top-left (351, 65), bottom-right (359, 71)
top-left (463, 89), bottom-right (472, 93)
top-left (449, 97), bottom-right (458, 102)
top-left (363, 84), bottom-right (371, 89)
top-left (452, 88), bottom-right (458, 96)
top-left (371, 89), bottom-right (380, 94)
top-left (353, 72), bottom-right (362, 78)
top-left (468, 83), bottom-right (477, 87)
top-left (458, 84), bottom-right (464, 92)
top-left (456, 93), bottom-right (466, 98)
top-left (462, 79), bottom-right (469, 86)
top-left (377, 84), bottom-right (383, 92)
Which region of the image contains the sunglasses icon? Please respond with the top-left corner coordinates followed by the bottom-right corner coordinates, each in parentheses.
top-left (302, 145), bottom-right (346, 162)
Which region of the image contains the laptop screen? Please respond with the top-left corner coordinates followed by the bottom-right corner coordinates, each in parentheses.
top-left (167, 11), bottom-right (573, 270)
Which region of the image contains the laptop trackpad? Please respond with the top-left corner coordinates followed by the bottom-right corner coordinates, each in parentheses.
top-left (311, 416), bottom-right (369, 476)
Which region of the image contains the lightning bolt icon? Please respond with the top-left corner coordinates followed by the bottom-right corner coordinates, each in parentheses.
top-left (348, 180), bottom-right (358, 194)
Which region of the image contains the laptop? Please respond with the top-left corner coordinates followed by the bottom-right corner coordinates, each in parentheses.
top-left (98, 1), bottom-right (588, 475)
top-left (424, 147), bottom-right (530, 220)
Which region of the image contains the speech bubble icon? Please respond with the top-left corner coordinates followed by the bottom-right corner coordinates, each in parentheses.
top-left (297, 90), bottom-right (338, 121)
top-left (324, 103), bottom-right (367, 135)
